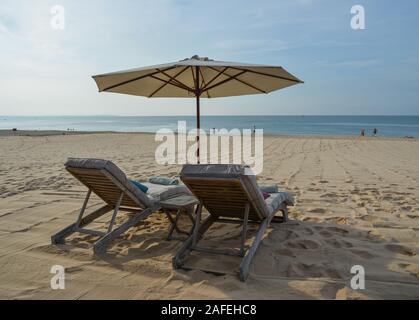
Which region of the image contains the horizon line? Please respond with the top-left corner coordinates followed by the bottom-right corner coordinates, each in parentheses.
top-left (2, 114), bottom-right (419, 117)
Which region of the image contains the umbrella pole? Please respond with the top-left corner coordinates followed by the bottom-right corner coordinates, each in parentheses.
top-left (195, 66), bottom-right (201, 164)
top-left (196, 94), bottom-right (200, 164)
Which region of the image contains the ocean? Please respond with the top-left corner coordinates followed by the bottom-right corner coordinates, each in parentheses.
top-left (1, 116), bottom-right (419, 137)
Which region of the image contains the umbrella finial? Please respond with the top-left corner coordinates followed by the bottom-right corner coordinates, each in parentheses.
top-left (189, 55), bottom-right (212, 61)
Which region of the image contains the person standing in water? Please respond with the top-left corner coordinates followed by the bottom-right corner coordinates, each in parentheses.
top-left (373, 128), bottom-right (378, 136)
top-left (361, 128), bottom-right (365, 137)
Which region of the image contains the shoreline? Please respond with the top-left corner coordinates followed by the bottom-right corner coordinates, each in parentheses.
top-left (0, 129), bottom-right (416, 140)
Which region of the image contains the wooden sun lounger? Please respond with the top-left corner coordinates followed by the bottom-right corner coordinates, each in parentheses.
top-left (172, 164), bottom-right (295, 281)
top-left (51, 158), bottom-right (160, 254)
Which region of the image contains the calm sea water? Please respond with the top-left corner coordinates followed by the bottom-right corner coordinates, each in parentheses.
top-left (1, 116), bottom-right (419, 137)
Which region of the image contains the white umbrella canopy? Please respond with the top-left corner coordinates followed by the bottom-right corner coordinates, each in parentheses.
top-left (92, 55), bottom-right (303, 161)
top-left (92, 55), bottom-right (303, 99)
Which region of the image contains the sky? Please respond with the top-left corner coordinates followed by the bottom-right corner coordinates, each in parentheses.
top-left (0, 0), bottom-right (418, 116)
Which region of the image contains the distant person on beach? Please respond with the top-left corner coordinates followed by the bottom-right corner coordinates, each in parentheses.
top-left (373, 128), bottom-right (378, 136)
top-left (253, 125), bottom-right (256, 134)
top-left (361, 128), bottom-right (365, 137)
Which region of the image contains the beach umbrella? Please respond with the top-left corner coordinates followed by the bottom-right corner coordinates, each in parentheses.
top-left (92, 55), bottom-right (303, 160)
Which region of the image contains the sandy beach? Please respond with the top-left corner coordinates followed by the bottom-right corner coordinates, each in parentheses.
top-left (0, 131), bottom-right (418, 299)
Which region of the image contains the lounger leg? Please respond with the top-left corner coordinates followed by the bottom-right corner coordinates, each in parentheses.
top-left (172, 214), bottom-right (217, 269)
top-left (51, 204), bottom-right (111, 244)
top-left (282, 208), bottom-right (288, 222)
top-left (186, 209), bottom-right (196, 235)
top-left (271, 204), bottom-right (289, 224)
top-left (107, 192), bottom-right (123, 233)
top-left (165, 208), bottom-right (193, 240)
top-left (93, 206), bottom-right (157, 255)
top-left (51, 224), bottom-right (77, 245)
top-left (166, 209), bottom-right (181, 240)
top-left (239, 218), bottom-right (269, 282)
top-left (192, 203), bottom-right (203, 248)
top-left (240, 203), bottom-right (250, 257)
top-left (75, 189), bottom-right (92, 228)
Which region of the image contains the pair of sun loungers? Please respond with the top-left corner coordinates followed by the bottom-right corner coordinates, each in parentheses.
top-left (52, 158), bottom-right (294, 281)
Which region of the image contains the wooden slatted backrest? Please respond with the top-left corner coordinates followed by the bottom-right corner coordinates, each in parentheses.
top-left (66, 167), bottom-right (143, 209)
top-left (181, 176), bottom-right (264, 221)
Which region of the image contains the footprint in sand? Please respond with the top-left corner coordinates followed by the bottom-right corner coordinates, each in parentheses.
top-left (325, 239), bottom-right (341, 248)
top-left (294, 263), bottom-right (324, 278)
top-left (399, 263), bottom-right (419, 278)
top-left (319, 230), bottom-right (333, 238)
top-left (401, 205), bottom-right (412, 211)
top-left (285, 230), bottom-right (300, 240)
top-left (287, 239), bottom-right (320, 250)
top-left (65, 266), bottom-right (84, 274)
top-left (270, 230), bottom-right (299, 243)
top-left (319, 180), bottom-right (329, 184)
top-left (320, 193), bottom-right (338, 198)
top-left (325, 239), bottom-right (353, 249)
top-left (360, 215), bottom-right (377, 222)
top-left (350, 249), bottom-right (376, 259)
top-left (308, 187), bottom-right (321, 192)
top-left (275, 248), bottom-right (296, 257)
top-left (302, 217), bottom-right (322, 223)
top-left (307, 208), bottom-right (327, 214)
top-left (326, 227), bottom-right (349, 236)
top-left (303, 227), bottom-right (314, 236)
top-left (325, 268), bottom-right (342, 280)
top-left (381, 195), bottom-right (393, 201)
top-left (326, 217), bottom-right (349, 225)
top-left (385, 244), bottom-right (416, 257)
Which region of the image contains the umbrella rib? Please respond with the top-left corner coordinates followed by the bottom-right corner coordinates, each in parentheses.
top-left (198, 67), bottom-right (210, 98)
top-left (201, 67), bottom-right (229, 92)
top-left (99, 66), bottom-right (177, 92)
top-left (190, 67), bottom-right (197, 93)
top-left (156, 68), bottom-right (193, 92)
top-left (149, 66), bottom-right (190, 98)
top-left (150, 75), bottom-right (193, 93)
top-left (201, 70), bottom-right (247, 93)
top-left (207, 66), bottom-right (267, 94)
top-left (229, 67), bottom-right (302, 83)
